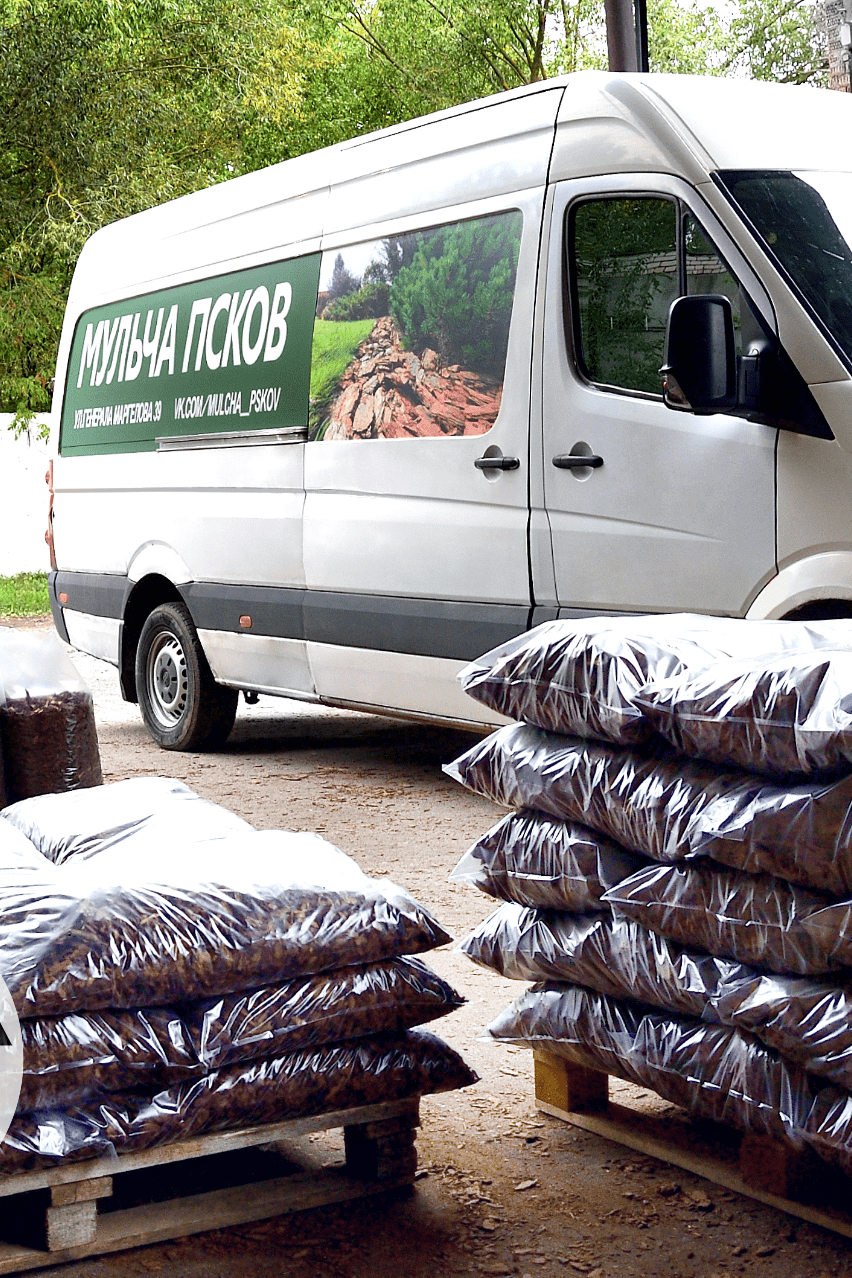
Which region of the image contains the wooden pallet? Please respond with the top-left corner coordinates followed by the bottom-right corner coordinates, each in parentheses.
top-left (533, 1049), bottom-right (852, 1239)
top-left (0, 1095), bottom-right (420, 1272)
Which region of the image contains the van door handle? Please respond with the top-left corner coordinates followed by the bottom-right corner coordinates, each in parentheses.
top-left (475, 455), bottom-right (520, 471)
top-left (552, 453), bottom-right (604, 469)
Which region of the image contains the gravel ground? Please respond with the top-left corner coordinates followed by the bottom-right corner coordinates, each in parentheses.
top-left (4, 616), bottom-right (852, 1278)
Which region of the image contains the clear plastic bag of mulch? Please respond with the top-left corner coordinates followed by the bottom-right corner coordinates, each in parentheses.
top-left (117, 1029), bottom-right (478, 1158)
top-left (0, 1109), bottom-right (117, 1176)
top-left (445, 721), bottom-right (852, 896)
top-left (1, 775), bottom-right (252, 865)
top-left (457, 614), bottom-right (852, 746)
top-left (450, 810), bottom-right (647, 911)
top-left (486, 983), bottom-right (817, 1148)
top-left (715, 968), bottom-right (852, 1092)
top-left (637, 648), bottom-right (852, 780)
top-left (0, 1030), bottom-right (478, 1173)
top-left (16, 958), bottom-right (464, 1111)
top-left (603, 860), bottom-right (841, 976)
top-left (444, 723), bottom-right (716, 861)
top-left (0, 790), bottom-right (451, 1018)
top-left (459, 904), bottom-right (731, 1022)
top-left (0, 630), bottom-right (102, 805)
top-left (803, 1085), bottom-right (852, 1176)
top-left (17, 1006), bottom-right (198, 1112)
top-left (184, 956), bottom-right (465, 1071)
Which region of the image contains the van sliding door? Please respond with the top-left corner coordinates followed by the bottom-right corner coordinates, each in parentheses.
top-left (303, 197), bottom-right (540, 724)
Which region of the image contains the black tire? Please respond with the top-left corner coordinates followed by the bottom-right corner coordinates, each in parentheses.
top-left (135, 602), bottom-right (238, 750)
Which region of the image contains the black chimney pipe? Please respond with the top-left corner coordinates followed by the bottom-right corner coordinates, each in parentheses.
top-left (604, 0), bottom-right (649, 72)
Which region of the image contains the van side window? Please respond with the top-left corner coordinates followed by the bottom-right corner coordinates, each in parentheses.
top-left (570, 198), bottom-right (757, 395)
top-left (309, 210), bottom-right (522, 441)
top-left (571, 197), bottom-right (679, 395)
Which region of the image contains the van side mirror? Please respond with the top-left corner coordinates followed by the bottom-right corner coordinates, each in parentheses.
top-left (660, 295), bottom-right (737, 414)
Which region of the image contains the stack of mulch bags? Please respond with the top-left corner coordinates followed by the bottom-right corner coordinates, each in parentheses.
top-left (0, 631), bottom-right (474, 1174)
top-left (445, 613), bottom-right (852, 1178)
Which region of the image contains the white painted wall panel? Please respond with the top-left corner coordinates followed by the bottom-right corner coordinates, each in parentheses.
top-left (0, 417), bottom-right (52, 576)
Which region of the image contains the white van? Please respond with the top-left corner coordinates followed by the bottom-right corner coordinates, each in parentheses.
top-left (47, 71), bottom-right (852, 749)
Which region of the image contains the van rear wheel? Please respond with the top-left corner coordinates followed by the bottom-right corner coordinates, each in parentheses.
top-left (135, 602), bottom-right (238, 750)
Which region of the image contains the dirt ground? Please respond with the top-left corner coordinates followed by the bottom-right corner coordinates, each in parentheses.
top-left (5, 616), bottom-right (852, 1278)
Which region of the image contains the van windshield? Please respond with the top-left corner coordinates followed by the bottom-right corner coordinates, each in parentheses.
top-left (717, 170), bottom-right (852, 369)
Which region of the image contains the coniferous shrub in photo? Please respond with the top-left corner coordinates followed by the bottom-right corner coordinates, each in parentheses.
top-left (389, 212), bottom-right (522, 377)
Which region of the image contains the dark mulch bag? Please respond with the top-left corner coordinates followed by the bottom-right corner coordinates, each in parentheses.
top-left (0, 631), bottom-right (102, 805)
top-left (444, 723), bottom-right (723, 862)
top-left (459, 903), bottom-right (602, 981)
top-left (119, 1029), bottom-right (477, 1157)
top-left (450, 810), bottom-right (647, 911)
top-left (804, 1087), bottom-right (852, 1177)
top-left (714, 969), bottom-right (852, 1091)
top-left (603, 860), bottom-right (840, 976)
top-left (2, 775), bottom-right (252, 865)
top-left (445, 722), bottom-right (852, 896)
top-left (796, 899), bottom-right (852, 970)
top-left (16, 958), bottom-right (464, 1110)
top-left (0, 1030), bottom-right (477, 1173)
top-left (0, 1110), bottom-right (115, 1176)
top-left (185, 957), bottom-right (465, 1071)
top-left (486, 983), bottom-right (817, 1148)
top-left (0, 794), bottom-right (451, 1018)
top-left (18, 1007), bottom-right (197, 1112)
top-left (637, 648), bottom-right (852, 780)
top-left (459, 904), bottom-right (731, 1022)
top-left (690, 772), bottom-right (852, 896)
top-left (457, 614), bottom-right (852, 746)
top-left (461, 899), bottom-right (852, 1083)
top-left (0, 727), bottom-right (6, 812)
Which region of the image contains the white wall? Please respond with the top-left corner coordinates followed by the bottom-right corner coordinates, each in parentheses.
top-left (0, 416), bottom-right (52, 577)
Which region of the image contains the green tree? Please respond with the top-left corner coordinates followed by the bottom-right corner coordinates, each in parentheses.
top-left (282, 0), bottom-right (827, 125)
top-left (648, 0), bottom-right (827, 81)
top-left (648, 0), bottom-right (728, 73)
top-left (283, 0), bottom-right (605, 131)
top-left (723, 0), bottom-right (826, 82)
top-left (0, 0), bottom-right (299, 425)
top-left (327, 253), bottom-right (361, 302)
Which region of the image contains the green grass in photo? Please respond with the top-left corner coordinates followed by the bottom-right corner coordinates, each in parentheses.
top-left (0, 571), bottom-right (49, 616)
top-left (309, 317), bottom-right (374, 439)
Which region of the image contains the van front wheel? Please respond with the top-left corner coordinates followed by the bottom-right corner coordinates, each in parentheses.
top-left (135, 602), bottom-right (238, 750)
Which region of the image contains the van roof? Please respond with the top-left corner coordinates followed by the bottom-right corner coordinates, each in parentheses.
top-left (98, 71), bottom-right (852, 226)
top-left (609, 72), bottom-right (852, 175)
top-left (64, 72), bottom-right (852, 309)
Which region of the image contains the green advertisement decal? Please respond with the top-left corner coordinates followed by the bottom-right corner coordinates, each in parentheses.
top-left (61, 254), bottom-right (321, 455)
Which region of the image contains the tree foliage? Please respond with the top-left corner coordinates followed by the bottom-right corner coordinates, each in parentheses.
top-left (0, 0), bottom-right (299, 423)
top-left (327, 253), bottom-right (361, 303)
top-left (724, 0), bottom-right (827, 82)
top-left (323, 282), bottom-right (391, 322)
top-left (389, 214), bottom-right (523, 375)
top-left (0, 0), bottom-right (830, 425)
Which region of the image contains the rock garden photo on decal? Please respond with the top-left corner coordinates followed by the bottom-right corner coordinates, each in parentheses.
top-left (308, 210), bottom-right (522, 441)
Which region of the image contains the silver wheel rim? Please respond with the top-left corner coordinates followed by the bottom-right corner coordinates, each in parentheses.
top-left (145, 629), bottom-right (188, 730)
